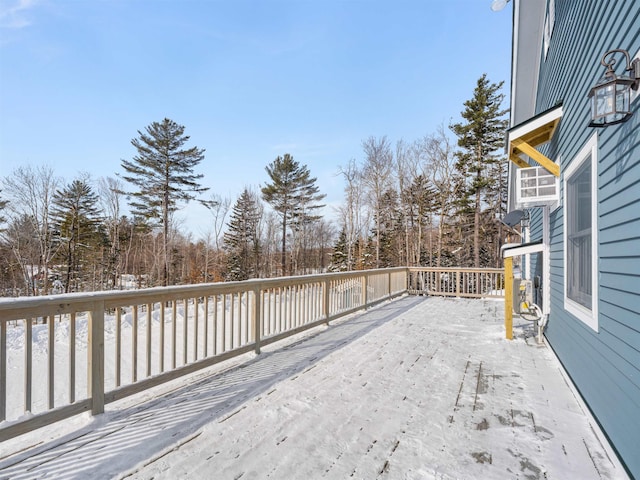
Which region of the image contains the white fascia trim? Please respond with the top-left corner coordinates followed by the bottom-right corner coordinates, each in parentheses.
top-left (507, 104), bottom-right (563, 145)
top-left (502, 242), bottom-right (544, 258)
top-left (509, 0), bottom-right (520, 129)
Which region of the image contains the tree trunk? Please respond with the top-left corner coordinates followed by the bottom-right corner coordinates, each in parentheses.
top-left (474, 187), bottom-right (481, 269)
top-left (281, 215), bottom-right (287, 276)
top-left (163, 190), bottom-right (170, 286)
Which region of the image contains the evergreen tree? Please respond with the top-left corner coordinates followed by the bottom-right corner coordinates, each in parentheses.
top-left (450, 74), bottom-right (508, 268)
top-left (223, 188), bottom-right (263, 281)
top-left (328, 229), bottom-right (349, 272)
top-left (120, 118), bottom-right (208, 286)
top-left (50, 177), bottom-right (104, 292)
top-left (359, 237), bottom-right (376, 270)
top-left (402, 174), bottom-right (436, 266)
top-left (261, 154), bottom-right (326, 276)
top-left (374, 189), bottom-right (403, 267)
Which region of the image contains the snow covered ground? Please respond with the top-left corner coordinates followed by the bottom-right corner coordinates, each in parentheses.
top-left (0, 296), bottom-right (629, 479)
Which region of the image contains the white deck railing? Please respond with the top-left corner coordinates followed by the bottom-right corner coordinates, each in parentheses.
top-left (407, 267), bottom-right (505, 299)
top-left (0, 266), bottom-right (503, 441)
top-left (0, 268), bottom-right (407, 440)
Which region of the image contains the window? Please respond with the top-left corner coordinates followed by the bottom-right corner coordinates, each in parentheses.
top-left (564, 133), bottom-right (598, 331)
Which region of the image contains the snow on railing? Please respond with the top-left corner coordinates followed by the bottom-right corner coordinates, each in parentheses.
top-left (0, 268), bottom-right (408, 441)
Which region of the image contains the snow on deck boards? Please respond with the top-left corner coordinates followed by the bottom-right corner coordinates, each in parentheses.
top-left (0, 296), bottom-right (628, 480)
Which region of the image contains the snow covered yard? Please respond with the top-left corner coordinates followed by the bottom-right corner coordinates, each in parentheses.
top-left (0, 296), bottom-right (628, 479)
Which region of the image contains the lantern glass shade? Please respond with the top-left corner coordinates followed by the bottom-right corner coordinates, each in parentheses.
top-left (588, 75), bottom-right (634, 127)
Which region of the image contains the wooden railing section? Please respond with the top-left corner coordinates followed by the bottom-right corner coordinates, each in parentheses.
top-left (0, 268), bottom-right (406, 440)
top-left (0, 267), bottom-right (502, 441)
top-left (407, 267), bottom-right (505, 299)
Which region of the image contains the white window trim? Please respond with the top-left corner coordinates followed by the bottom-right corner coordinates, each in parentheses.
top-left (563, 132), bottom-right (598, 332)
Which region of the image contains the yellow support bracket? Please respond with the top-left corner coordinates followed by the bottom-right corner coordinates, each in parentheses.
top-left (511, 138), bottom-right (560, 177)
top-left (509, 153), bottom-right (531, 169)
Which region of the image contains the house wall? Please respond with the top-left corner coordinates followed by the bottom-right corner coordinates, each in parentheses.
top-left (524, 1), bottom-right (640, 477)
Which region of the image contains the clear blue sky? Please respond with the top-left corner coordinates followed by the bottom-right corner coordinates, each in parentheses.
top-left (0, 0), bottom-right (512, 237)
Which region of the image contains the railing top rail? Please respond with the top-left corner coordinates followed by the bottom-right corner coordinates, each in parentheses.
top-left (408, 267), bottom-right (504, 273)
top-left (0, 267), bottom-right (410, 321)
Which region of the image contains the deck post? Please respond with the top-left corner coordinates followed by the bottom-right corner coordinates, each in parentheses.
top-left (363, 274), bottom-right (368, 309)
top-left (88, 301), bottom-right (105, 415)
top-left (504, 258), bottom-right (514, 340)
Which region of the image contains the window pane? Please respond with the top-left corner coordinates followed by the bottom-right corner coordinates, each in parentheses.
top-left (567, 158), bottom-right (592, 309)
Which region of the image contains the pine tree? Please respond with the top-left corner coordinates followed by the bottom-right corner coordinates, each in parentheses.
top-left (328, 229), bottom-right (349, 272)
top-left (223, 189), bottom-right (263, 281)
top-left (402, 174), bottom-right (436, 266)
top-left (120, 118), bottom-right (208, 286)
top-left (450, 74), bottom-right (508, 268)
top-left (50, 177), bottom-right (104, 292)
top-left (261, 154), bottom-right (326, 276)
top-left (374, 189), bottom-right (403, 267)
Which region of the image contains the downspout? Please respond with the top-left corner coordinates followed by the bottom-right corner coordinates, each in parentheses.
top-left (541, 205), bottom-right (551, 338)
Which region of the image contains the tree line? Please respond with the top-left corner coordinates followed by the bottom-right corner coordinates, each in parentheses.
top-left (0, 75), bottom-right (508, 296)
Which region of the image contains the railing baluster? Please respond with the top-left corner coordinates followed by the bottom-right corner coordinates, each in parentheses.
top-left (88, 301), bottom-right (105, 415)
top-left (48, 315), bottom-right (54, 409)
top-left (294, 286), bottom-right (298, 327)
top-left (69, 312), bottom-right (76, 403)
top-left (115, 308), bottom-right (121, 387)
top-left (132, 305), bottom-right (138, 382)
top-left (277, 288), bottom-right (282, 333)
top-left (25, 318), bottom-right (32, 414)
top-left (160, 302), bottom-right (165, 372)
top-left (172, 300), bottom-right (177, 369)
top-left (183, 298), bottom-right (188, 365)
top-left (221, 294), bottom-right (227, 351)
top-left (213, 295), bottom-right (218, 355)
top-left (240, 292), bottom-right (245, 345)
top-left (203, 296), bottom-right (209, 357)
top-left (194, 297), bottom-right (199, 360)
top-left (253, 288), bottom-right (261, 354)
top-left (230, 293), bottom-right (235, 349)
top-left (146, 303), bottom-right (152, 377)
top-left (245, 292), bottom-right (250, 345)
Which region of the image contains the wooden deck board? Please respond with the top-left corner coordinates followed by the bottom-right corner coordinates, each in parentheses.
top-left (0, 296), bottom-right (628, 479)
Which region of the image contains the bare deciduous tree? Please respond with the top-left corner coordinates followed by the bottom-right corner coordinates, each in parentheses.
top-left (361, 136), bottom-right (394, 268)
top-left (337, 159), bottom-right (367, 271)
top-left (203, 194), bottom-right (231, 281)
top-left (98, 176), bottom-right (125, 288)
top-left (2, 165), bottom-right (59, 295)
top-left (425, 126), bottom-right (458, 267)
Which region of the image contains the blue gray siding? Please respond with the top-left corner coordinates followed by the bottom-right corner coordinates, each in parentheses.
top-left (526, 1), bottom-right (640, 477)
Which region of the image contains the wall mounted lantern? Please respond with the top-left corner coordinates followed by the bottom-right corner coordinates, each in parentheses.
top-left (588, 49), bottom-right (640, 127)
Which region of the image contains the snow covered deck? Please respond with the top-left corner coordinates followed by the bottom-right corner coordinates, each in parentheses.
top-left (0, 296), bottom-right (627, 479)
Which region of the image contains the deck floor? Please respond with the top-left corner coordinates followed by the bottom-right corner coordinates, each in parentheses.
top-left (0, 296), bottom-right (628, 479)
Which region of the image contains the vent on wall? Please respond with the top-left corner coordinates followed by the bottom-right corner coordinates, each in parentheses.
top-left (516, 166), bottom-right (559, 207)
